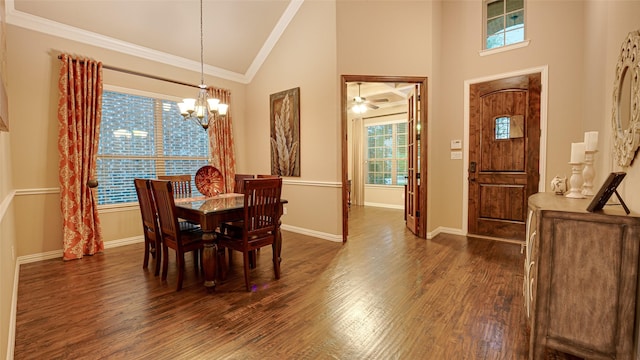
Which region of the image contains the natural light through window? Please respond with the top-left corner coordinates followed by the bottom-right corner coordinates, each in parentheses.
top-left (97, 90), bottom-right (209, 206)
top-left (485, 0), bottom-right (525, 50)
top-left (366, 122), bottom-right (407, 186)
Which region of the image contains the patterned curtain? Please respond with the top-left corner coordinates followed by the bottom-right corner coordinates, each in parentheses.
top-left (208, 87), bottom-right (236, 193)
top-left (57, 54), bottom-right (104, 260)
top-left (351, 117), bottom-right (365, 205)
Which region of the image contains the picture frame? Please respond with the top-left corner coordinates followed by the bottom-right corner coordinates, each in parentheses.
top-left (269, 87), bottom-right (300, 177)
top-left (586, 172), bottom-right (629, 214)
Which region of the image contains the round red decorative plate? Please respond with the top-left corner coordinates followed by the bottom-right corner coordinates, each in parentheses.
top-left (195, 166), bottom-right (224, 197)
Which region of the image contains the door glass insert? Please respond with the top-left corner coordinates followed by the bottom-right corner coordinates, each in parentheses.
top-left (495, 115), bottom-right (524, 140)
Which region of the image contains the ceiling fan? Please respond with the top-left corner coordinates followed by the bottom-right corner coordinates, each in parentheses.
top-left (351, 82), bottom-right (388, 113)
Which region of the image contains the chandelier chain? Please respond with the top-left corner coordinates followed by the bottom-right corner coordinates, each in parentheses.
top-left (200, 0), bottom-right (204, 86)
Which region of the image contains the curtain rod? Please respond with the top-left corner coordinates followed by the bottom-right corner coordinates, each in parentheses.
top-left (57, 55), bottom-right (200, 89)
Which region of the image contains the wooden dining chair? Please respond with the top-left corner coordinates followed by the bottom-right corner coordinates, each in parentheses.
top-left (150, 179), bottom-right (204, 291)
top-left (134, 178), bottom-right (162, 276)
top-left (233, 174), bottom-right (255, 193)
top-left (216, 177), bottom-right (283, 291)
top-left (158, 174), bottom-right (192, 198)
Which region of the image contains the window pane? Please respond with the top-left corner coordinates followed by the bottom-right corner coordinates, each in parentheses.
top-left (506, 9), bottom-right (524, 28)
top-left (495, 116), bottom-right (510, 139)
top-left (487, 0), bottom-right (504, 18)
top-left (100, 91), bottom-right (155, 156)
top-left (365, 122), bottom-right (408, 186)
top-left (98, 91), bottom-right (210, 205)
top-left (487, 17), bottom-right (504, 36)
top-left (367, 137), bottom-right (376, 147)
top-left (398, 159), bottom-right (407, 172)
top-left (162, 101), bottom-right (208, 156)
top-left (397, 146), bottom-right (407, 158)
top-left (487, 33), bottom-right (505, 49)
top-left (505, 28), bottom-right (524, 46)
top-left (397, 134), bottom-right (407, 147)
top-left (506, 0), bottom-right (523, 13)
top-left (384, 160), bottom-right (392, 172)
top-left (97, 158), bottom-right (156, 205)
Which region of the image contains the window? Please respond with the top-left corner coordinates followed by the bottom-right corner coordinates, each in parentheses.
top-left (366, 122), bottom-right (407, 186)
top-left (97, 90), bottom-right (209, 205)
top-left (495, 116), bottom-right (511, 139)
top-left (485, 0), bottom-right (525, 50)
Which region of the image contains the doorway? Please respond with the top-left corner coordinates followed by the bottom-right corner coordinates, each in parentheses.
top-left (341, 75), bottom-right (428, 242)
top-left (465, 69), bottom-right (546, 242)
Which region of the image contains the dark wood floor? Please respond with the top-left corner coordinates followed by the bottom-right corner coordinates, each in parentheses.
top-left (14, 206), bottom-right (578, 359)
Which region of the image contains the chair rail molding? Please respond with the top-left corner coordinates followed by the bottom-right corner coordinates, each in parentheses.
top-left (0, 190), bottom-right (15, 223)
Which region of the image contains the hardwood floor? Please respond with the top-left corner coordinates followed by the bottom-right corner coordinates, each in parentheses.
top-left (14, 206), bottom-right (577, 359)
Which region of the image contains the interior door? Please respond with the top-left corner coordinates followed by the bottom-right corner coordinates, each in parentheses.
top-left (405, 85), bottom-right (419, 235)
top-left (468, 73), bottom-right (541, 241)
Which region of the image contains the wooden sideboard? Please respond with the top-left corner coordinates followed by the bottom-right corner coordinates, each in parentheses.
top-left (525, 192), bottom-right (640, 359)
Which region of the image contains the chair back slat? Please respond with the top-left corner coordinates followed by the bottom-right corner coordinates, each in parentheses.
top-left (150, 180), bottom-right (182, 250)
top-left (243, 178), bottom-right (282, 240)
top-left (158, 174), bottom-right (192, 198)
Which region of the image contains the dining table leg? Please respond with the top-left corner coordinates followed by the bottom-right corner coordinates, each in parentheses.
top-left (201, 231), bottom-right (217, 290)
top-left (272, 221), bottom-right (283, 279)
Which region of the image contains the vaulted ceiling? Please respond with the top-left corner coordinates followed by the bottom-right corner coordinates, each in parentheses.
top-left (8, 0), bottom-right (300, 83)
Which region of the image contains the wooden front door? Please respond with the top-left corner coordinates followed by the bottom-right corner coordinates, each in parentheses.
top-left (405, 85), bottom-right (419, 235)
top-left (468, 73), bottom-right (541, 241)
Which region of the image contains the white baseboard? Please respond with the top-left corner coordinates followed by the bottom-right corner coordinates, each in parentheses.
top-left (103, 236), bottom-right (144, 249)
top-left (281, 224), bottom-right (342, 242)
top-left (6, 254), bottom-right (19, 360)
top-left (427, 226), bottom-right (465, 239)
top-left (363, 202), bottom-right (404, 210)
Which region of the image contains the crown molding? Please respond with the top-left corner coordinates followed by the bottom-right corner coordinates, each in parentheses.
top-left (244, 0), bottom-right (304, 82)
top-left (5, 0), bottom-right (304, 84)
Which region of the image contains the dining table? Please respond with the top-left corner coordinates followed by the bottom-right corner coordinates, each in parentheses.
top-left (174, 193), bottom-right (287, 290)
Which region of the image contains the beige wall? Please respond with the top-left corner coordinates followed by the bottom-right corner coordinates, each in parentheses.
top-left (0, 0), bottom-right (17, 357)
top-left (246, 1), bottom-right (342, 237)
top-left (337, 0), bottom-right (436, 229)
top-left (596, 0), bottom-right (640, 212)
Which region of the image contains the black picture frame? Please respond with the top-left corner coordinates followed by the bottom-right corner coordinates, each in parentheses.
top-left (586, 172), bottom-right (629, 214)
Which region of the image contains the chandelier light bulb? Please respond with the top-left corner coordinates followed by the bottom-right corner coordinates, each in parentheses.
top-left (218, 103), bottom-right (229, 116)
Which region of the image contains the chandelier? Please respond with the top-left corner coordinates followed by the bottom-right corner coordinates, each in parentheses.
top-left (177, 0), bottom-right (228, 130)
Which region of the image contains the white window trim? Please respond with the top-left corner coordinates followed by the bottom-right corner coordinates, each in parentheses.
top-left (479, 39), bottom-right (530, 56)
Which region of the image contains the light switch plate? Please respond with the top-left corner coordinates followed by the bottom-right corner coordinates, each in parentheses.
top-left (450, 139), bottom-right (462, 150)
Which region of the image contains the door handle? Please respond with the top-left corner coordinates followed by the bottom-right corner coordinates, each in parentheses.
top-left (468, 161), bottom-right (476, 182)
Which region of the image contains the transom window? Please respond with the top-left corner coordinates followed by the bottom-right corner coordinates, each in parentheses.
top-left (485, 0), bottom-right (525, 50)
top-left (366, 122), bottom-right (407, 186)
top-left (97, 90), bottom-right (209, 205)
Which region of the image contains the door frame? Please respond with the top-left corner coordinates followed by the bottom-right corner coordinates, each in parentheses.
top-left (462, 66), bottom-right (549, 236)
top-left (341, 75), bottom-right (428, 242)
